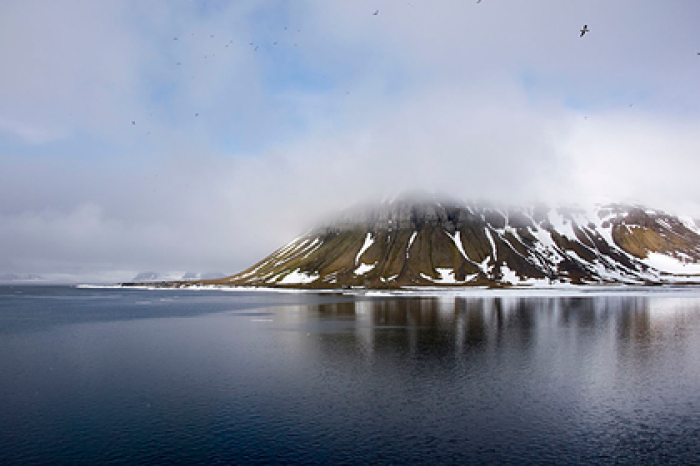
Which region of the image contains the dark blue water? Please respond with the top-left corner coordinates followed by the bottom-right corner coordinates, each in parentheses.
top-left (1, 285), bottom-right (700, 464)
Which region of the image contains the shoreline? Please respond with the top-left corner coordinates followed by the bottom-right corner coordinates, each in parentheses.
top-left (75, 282), bottom-right (700, 298)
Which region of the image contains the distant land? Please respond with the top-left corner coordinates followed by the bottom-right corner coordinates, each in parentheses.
top-left (0, 273), bottom-right (45, 283)
top-left (130, 272), bottom-right (228, 282)
top-left (123, 196), bottom-right (700, 289)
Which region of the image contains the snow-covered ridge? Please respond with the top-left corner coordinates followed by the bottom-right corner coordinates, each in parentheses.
top-left (222, 200), bottom-right (700, 289)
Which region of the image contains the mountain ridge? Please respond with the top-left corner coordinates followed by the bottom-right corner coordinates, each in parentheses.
top-left (129, 198), bottom-right (700, 289)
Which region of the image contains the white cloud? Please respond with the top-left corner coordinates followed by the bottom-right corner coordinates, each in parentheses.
top-left (1, 0), bottom-right (700, 279)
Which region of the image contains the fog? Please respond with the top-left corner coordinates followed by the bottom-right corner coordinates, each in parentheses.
top-left (1, 0), bottom-right (699, 282)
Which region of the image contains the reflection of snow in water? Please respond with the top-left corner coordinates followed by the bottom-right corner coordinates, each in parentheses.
top-left (357, 286), bottom-right (700, 299)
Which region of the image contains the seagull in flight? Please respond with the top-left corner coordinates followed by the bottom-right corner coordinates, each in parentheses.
top-left (373, 10), bottom-right (379, 15)
top-left (580, 24), bottom-right (589, 37)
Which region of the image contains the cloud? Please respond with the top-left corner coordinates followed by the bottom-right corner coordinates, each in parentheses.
top-left (0, 0), bottom-right (146, 143)
top-left (1, 0), bottom-right (700, 280)
top-left (564, 113), bottom-right (700, 213)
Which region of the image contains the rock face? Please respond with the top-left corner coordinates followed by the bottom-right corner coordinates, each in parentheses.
top-left (217, 198), bottom-right (700, 288)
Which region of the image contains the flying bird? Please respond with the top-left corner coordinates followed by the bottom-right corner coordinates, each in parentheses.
top-left (195, 113), bottom-right (199, 117)
top-left (373, 10), bottom-right (379, 15)
top-left (131, 121), bottom-right (136, 125)
top-left (580, 24), bottom-right (589, 37)
top-left (477, 0), bottom-right (482, 3)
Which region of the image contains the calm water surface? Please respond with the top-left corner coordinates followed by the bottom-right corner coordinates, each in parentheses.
top-left (1, 285), bottom-right (700, 464)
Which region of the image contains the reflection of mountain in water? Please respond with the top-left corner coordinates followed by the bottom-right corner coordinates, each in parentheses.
top-left (301, 296), bottom-right (700, 370)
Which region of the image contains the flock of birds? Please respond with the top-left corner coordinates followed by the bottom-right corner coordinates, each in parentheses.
top-left (131, 5), bottom-right (700, 130)
top-left (131, 23), bottom-right (309, 130)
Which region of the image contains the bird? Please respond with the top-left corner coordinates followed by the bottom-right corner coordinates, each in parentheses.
top-left (195, 113), bottom-right (199, 117)
top-left (580, 24), bottom-right (589, 37)
top-left (173, 37), bottom-right (178, 40)
top-left (373, 10), bottom-right (379, 15)
top-left (477, 0), bottom-right (482, 3)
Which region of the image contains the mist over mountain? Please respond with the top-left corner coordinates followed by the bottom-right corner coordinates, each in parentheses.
top-left (206, 196), bottom-right (700, 289)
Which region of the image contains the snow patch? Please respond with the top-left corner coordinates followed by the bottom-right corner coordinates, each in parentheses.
top-left (420, 268), bottom-right (473, 284)
top-left (355, 262), bottom-right (377, 275)
top-left (407, 231), bottom-right (418, 258)
top-left (278, 269), bottom-right (319, 284)
top-left (484, 228), bottom-right (497, 260)
top-left (355, 233), bottom-right (375, 265)
top-left (500, 263), bottom-right (519, 285)
top-left (479, 256), bottom-right (492, 274)
top-left (643, 253), bottom-right (700, 275)
top-left (679, 216), bottom-right (700, 236)
top-left (445, 230), bottom-right (473, 263)
top-left (548, 211), bottom-right (579, 242)
top-left (435, 268), bottom-right (457, 284)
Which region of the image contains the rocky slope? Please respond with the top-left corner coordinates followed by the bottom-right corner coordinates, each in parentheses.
top-left (213, 198), bottom-right (700, 288)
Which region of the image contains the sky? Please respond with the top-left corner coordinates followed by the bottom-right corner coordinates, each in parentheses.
top-left (1, 0), bottom-right (700, 282)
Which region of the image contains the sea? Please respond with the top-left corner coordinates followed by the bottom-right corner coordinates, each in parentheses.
top-left (1, 284), bottom-right (700, 465)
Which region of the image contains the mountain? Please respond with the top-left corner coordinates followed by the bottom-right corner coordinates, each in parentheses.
top-left (215, 198), bottom-right (700, 289)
